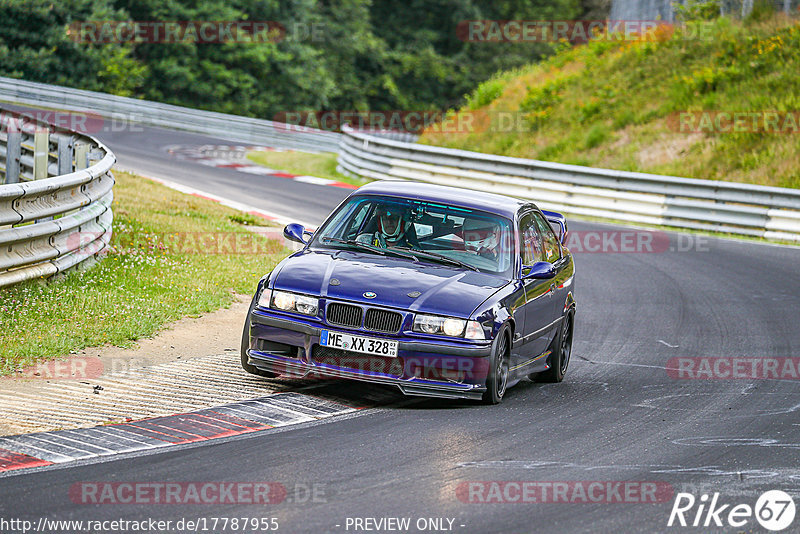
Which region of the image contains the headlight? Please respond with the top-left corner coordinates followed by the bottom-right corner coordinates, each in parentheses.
top-left (416, 315), bottom-right (443, 334)
top-left (413, 314), bottom-right (470, 338)
top-left (270, 290), bottom-right (319, 316)
top-left (295, 295), bottom-right (318, 315)
top-left (442, 318), bottom-right (465, 337)
top-left (273, 291), bottom-right (295, 311)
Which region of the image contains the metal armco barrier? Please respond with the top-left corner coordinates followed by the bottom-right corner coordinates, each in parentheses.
top-left (0, 107), bottom-right (115, 287)
top-left (0, 76), bottom-right (341, 153)
top-left (337, 126), bottom-right (800, 241)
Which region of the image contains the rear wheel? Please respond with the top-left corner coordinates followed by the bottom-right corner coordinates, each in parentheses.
top-left (241, 294), bottom-right (279, 378)
top-left (535, 311), bottom-right (573, 383)
top-left (482, 326), bottom-right (511, 404)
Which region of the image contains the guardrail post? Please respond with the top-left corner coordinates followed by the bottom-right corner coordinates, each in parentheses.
top-left (74, 143), bottom-right (89, 170)
top-left (88, 147), bottom-right (103, 166)
top-left (35, 130), bottom-right (56, 221)
top-left (5, 131), bottom-right (21, 184)
top-left (33, 130), bottom-right (49, 180)
top-left (57, 135), bottom-right (74, 175)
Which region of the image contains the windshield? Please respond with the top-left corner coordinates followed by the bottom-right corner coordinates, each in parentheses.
top-left (310, 195), bottom-right (514, 277)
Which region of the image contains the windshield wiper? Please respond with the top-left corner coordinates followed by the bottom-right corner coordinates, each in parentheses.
top-left (322, 238), bottom-right (420, 262)
top-left (390, 246), bottom-right (479, 271)
top-left (321, 237), bottom-right (385, 255)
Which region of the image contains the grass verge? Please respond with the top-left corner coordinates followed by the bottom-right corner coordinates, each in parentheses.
top-left (246, 150), bottom-right (370, 187)
top-left (0, 170), bottom-right (289, 375)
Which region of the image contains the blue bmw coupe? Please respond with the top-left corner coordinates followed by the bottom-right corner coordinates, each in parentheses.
top-left (241, 182), bottom-right (575, 404)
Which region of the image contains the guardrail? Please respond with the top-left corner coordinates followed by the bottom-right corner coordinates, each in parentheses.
top-left (0, 107), bottom-right (115, 287)
top-left (338, 126), bottom-right (800, 241)
top-left (0, 76), bottom-right (341, 153)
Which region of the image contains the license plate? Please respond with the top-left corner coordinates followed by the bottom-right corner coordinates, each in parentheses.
top-left (320, 330), bottom-right (398, 358)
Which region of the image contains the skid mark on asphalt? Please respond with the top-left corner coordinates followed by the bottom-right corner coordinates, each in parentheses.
top-left (0, 392), bottom-right (358, 475)
top-left (456, 459), bottom-right (778, 478)
top-left (672, 436), bottom-right (800, 449)
top-left (634, 392), bottom-right (800, 419)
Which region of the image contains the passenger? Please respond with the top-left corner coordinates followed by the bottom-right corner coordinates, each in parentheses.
top-left (356, 205), bottom-right (418, 248)
top-left (463, 218), bottom-right (501, 262)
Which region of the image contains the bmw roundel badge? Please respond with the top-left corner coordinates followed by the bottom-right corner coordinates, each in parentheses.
top-left (363, 291), bottom-right (377, 299)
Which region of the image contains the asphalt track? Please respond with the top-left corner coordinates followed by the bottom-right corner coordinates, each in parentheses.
top-left (2, 123), bottom-right (800, 533)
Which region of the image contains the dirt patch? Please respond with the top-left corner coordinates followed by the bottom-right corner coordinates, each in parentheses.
top-left (97, 294), bottom-right (249, 364)
top-left (636, 131), bottom-right (704, 169)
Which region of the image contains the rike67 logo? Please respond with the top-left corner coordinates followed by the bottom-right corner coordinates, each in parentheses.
top-left (668, 490), bottom-right (796, 531)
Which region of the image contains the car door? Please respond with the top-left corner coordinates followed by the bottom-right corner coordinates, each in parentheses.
top-left (515, 211), bottom-right (556, 362)
top-left (531, 210), bottom-right (569, 339)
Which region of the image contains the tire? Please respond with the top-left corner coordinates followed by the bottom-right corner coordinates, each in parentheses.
top-left (535, 311), bottom-right (573, 383)
top-left (482, 325), bottom-right (511, 405)
top-left (240, 294), bottom-right (279, 378)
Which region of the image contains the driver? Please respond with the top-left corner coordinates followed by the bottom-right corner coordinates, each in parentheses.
top-left (356, 205), bottom-right (417, 248)
top-left (463, 218), bottom-right (501, 261)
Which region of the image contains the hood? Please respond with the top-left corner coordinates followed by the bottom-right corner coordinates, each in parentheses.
top-left (271, 249), bottom-right (507, 318)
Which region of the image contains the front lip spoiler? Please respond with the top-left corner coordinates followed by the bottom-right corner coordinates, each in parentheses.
top-left (247, 351), bottom-right (487, 401)
top-left (251, 310), bottom-right (492, 358)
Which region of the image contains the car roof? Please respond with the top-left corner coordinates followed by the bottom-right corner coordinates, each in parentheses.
top-left (351, 181), bottom-right (534, 220)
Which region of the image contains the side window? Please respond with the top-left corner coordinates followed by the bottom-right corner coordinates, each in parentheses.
top-left (342, 202), bottom-right (372, 239)
top-left (519, 213), bottom-right (543, 265)
top-left (533, 212), bottom-right (561, 263)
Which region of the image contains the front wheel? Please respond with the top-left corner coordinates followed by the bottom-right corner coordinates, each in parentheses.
top-left (482, 325), bottom-right (511, 404)
top-left (535, 311), bottom-right (573, 383)
top-left (241, 294), bottom-right (279, 378)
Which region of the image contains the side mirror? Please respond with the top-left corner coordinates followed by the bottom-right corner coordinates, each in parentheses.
top-left (284, 223), bottom-right (310, 244)
top-left (522, 261), bottom-right (556, 280)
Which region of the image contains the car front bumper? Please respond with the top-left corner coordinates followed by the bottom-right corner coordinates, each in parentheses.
top-left (247, 309), bottom-right (492, 400)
